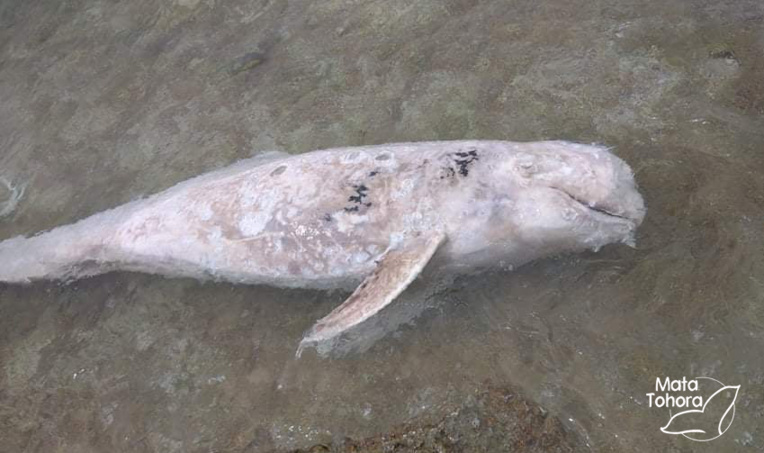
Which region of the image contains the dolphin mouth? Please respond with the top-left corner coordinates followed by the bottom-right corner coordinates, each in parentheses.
top-left (552, 188), bottom-right (636, 223)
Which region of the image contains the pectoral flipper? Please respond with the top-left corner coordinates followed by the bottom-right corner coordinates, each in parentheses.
top-left (298, 232), bottom-right (446, 354)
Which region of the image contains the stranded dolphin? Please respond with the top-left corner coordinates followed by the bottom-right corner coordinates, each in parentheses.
top-left (0, 141), bottom-right (645, 350)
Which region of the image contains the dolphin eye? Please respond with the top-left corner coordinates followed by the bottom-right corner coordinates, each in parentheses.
top-left (562, 208), bottom-right (577, 220)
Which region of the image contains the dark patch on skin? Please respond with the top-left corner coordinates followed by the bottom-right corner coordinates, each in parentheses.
top-left (368, 170), bottom-right (379, 177)
top-left (439, 149), bottom-right (479, 180)
top-left (453, 149), bottom-right (479, 176)
top-left (375, 153), bottom-right (391, 161)
top-left (348, 184), bottom-right (369, 204)
top-left (323, 213), bottom-right (333, 222)
top-left (344, 184), bottom-right (372, 213)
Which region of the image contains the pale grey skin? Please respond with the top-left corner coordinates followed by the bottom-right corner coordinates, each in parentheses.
top-left (0, 141), bottom-right (645, 351)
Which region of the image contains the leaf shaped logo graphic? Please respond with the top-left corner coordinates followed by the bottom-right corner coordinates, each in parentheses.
top-left (660, 384), bottom-right (740, 442)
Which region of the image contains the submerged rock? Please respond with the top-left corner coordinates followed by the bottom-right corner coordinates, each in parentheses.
top-left (283, 386), bottom-right (589, 453)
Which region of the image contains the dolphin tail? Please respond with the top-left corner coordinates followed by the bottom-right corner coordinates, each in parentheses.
top-left (0, 210), bottom-right (120, 284)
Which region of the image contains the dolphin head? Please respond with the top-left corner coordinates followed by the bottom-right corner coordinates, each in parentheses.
top-left (444, 141), bottom-right (646, 267)
top-left (503, 141), bottom-right (646, 254)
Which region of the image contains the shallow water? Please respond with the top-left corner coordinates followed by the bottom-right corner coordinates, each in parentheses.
top-left (1, 0), bottom-right (763, 451)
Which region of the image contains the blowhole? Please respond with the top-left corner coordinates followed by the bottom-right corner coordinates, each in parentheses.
top-left (270, 165), bottom-right (287, 176)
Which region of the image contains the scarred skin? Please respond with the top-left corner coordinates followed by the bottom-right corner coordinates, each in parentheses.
top-left (0, 140), bottom-right (645, 346)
